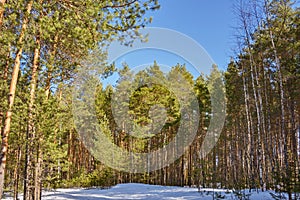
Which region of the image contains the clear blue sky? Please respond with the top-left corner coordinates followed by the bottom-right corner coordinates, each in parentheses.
top-left (148, 0), bottom-right (235, 70)
top-left (104, 1), bottom-right (236, 86)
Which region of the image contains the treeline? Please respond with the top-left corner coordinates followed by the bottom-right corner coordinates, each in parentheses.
top-left (0, 0), bottom-right (160, 199)
top-left (0, 0), bottom-right (299, 200)
top-left (224, 0), bottom-right (299, 197)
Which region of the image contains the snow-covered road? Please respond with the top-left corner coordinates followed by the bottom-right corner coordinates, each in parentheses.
top-left (4, 183), bottom-right (291, 199)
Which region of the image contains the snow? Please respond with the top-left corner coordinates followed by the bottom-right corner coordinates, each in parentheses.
top-left (4, 183), bottom-right (293, 200)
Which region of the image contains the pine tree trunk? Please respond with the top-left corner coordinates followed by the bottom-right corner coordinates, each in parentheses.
top-left (67, 129), bottom-right (73, 180)
top-left (45, 34), bottom-right (58, 99)
top-left (13, 147), bottom-right (21, 200)
top-left (34, 143), bottom-right (42, 200)
top-left (188, 146), bottom-right (192, 187)
top-left (0, 1), bottom-right (33, 198)
top-left (263, 62), bottom-right (274, 186)
top-left (0, 46), bottom-right (10, 136)
top-left (0, 0), bottom-right (6, 29)
top-left (25, 33), bottom-right (41, 200)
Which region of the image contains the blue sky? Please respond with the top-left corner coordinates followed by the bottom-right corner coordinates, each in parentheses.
top-left (147, 0), bottom-right (235, 70)
top-left (103, 1), bottom-right (236, 86)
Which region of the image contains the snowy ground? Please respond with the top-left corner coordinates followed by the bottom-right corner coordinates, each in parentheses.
top-left (3, 183), bottom-right (293, 199)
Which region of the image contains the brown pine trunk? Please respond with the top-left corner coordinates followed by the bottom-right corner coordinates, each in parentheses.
top-left (34, 143), bottom-right (42, 200)
top-left (0, 0), bottom-right (6, 29)
top-left (25, 33), bottom-right (41, 200)
top-left (67, 129), bottom-right (73, 180)
top-left (1, 46), bottom-right (9, 80)
top-left (0, 1), bottom-right (33, 198)
top-left (264, 68), bottom-right (275, 186)
top-left (45, 34), bottom-right (58, 99)
top-left (13, 147), bottom-right (21, 200)
top-left (31, 33), bottom-right (57, 200)
top-left (0, 46), bottom-right (10, 136)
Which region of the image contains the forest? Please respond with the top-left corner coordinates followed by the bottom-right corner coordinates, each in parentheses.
top-left (0, 0), bottom-right (299, 200)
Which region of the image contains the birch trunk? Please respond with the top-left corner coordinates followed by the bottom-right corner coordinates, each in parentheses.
top-left (241, 63), bottom-right (254, 189)
top-left (264, 0), bottom-right (289, 196)
top-left (244, 26), bottom-right (265, 189)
